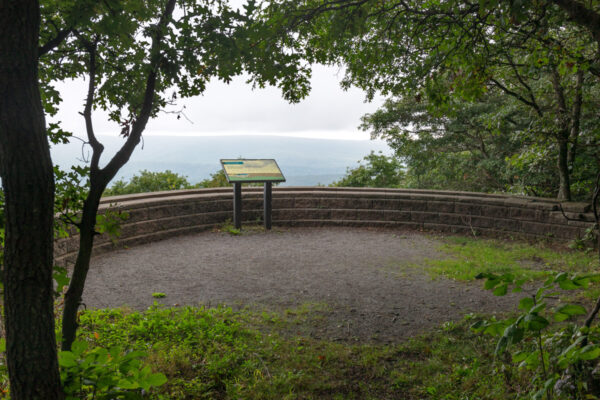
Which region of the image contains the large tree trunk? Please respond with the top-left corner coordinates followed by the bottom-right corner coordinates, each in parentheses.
top-left (0, 1), bottom-right (63, 399)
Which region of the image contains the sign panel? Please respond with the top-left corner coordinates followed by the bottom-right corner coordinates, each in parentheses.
top-left (220, 159), bottom-right (286, 183)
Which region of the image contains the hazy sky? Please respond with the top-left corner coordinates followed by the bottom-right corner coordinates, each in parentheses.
top-left (52, 64), bottom-right (385, 141)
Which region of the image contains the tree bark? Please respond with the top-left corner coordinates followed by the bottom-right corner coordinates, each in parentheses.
top-left (61, 189), bottom-right (102, 350)
top-left (567, 70), bottom-right (583, 171)
top-left (0, 1), bottom-right (63, 398)
top-left (557, 135), bottom-right (572, 201)
top-left (550, 66), bottom-right (572, 201)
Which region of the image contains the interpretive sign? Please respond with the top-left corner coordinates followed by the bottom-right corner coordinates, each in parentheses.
top-left (220, 159), bottom-right (285, 183)
top-left (220, 159), bottom-right (285, 230)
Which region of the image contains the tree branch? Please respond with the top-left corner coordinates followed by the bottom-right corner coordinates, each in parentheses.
top-left (39, 27), bottom-right (73, 57)
top-left (504, 51), bottom-right (541, 113)
top-left (490, 78), bottom-right (543, 116)
top-left (80, 36), bottom-right (104, 175)
top-left (100, 0), bottom-right (177, 185)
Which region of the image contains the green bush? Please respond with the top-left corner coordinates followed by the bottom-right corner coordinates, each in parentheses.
top-left (104, 170), bottom-right (193, 196)
top-left (331, 151), bottom-right (404, 188)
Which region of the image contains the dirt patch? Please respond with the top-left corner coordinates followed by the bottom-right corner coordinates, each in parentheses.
top-left (83, 227), bottom-right (524, 343)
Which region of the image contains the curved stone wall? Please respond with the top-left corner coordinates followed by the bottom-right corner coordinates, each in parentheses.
top-left (54, 187), bottom-right (595, 266)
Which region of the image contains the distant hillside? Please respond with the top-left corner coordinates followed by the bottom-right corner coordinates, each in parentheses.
top-left (51, 135), bottom-right (391, 187)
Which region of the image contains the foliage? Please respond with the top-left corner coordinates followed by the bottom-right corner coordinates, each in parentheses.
top-left (54, 165), bottom-right (90, 237)
top-left (197, 169), bottom-right (229, 188)
top-left (359, 94), bottom-right (527, 193)
top-left (51, 305), bottom-right (516, 399)
top-left (59, 340), bottom-right (167, 400)
top-left (264, 0), bottom-right (600, 200)
top-left (331, 151), bottom-right (404, 188)
top-left (104, 170), bottom-right (193, 196)
top-left (473, 272), bottom-right (600, 399)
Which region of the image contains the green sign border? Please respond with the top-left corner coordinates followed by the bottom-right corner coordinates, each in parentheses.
top-left (220, 159), bottom-right (286, 183)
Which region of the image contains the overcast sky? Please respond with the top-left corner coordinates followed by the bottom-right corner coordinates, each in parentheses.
top-left (52, 63), bottom-right (385, 141)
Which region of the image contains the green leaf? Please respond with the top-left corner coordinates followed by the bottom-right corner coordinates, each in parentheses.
top-left (554, 312), bottom-right (569, 322)
top-left (579, 345), bottom-right (600, 361)
top-left (512, 350), bottom-right (528, 363)
top-left (58, 351), bottom-right (78, 368)
top-left (553, 272), bottom-right (567, 282)
top-left (493, 283), bottom-right (508, 296)
top-left (556, 304), bottom-right (586, 317)
top-left (71, 340), bottom-right (88, 356)
top-left (117, 379), bottom-right (140, 389)
top-left (484, 278), bottom-right (499, 290)
top-left (518, 297), bottom-right (534, 311)
top-left (558, 279), bottom-right (580, 290)
top-left (524, 314), bottom-right (549, 331)
top-left (145, 372), bottom-right (168, 387)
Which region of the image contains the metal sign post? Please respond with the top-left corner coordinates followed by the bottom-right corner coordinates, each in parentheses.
top-left (264, 181), bottom-right (272, 229)
top-left (233, 182), bottom-right (242, 229)
top-left (221, 159), bottom-right (285, 230)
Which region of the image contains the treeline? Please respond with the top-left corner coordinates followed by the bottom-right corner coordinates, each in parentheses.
top-left (103, 170), bottom-right (228, 196)
top-left (332, 86), bottom-right (598, 200)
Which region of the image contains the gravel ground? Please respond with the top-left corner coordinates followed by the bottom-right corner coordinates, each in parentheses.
top-left (83, 227), bottom-right (522, 343)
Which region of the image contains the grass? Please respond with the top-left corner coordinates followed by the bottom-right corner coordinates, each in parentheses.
top-left (66, 304), bottom-right (518, 400)
top-left (423, 236), bottom-right (599, 282)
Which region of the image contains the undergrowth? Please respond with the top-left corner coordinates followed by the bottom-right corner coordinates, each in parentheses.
top-left (0, 303), bottom-right (524, 399)
top-left (72, 305), bottom-right (519, 399)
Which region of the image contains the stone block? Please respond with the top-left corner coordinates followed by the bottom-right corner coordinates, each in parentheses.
top-left (470, 216), bottom-right (496, 229)
top-left (454, 203), bottom-right (482, 216)
top-left (437, 213), bottom-right (465, 226)
top-left (411, 212), bottom-right (439, 223)
top-left (331, 209), bottom-right (357, 220)
top-left (125, 208), bottom-right (149, 223)
top-left (372, 199), bottom-right (397, 210)
top-left (508, 207), bottom-right (537, 221)
top-left (520, 221), bottom-right (554, 236)
top-left (319, 198), bottom-right (345, 209)
top-left (295, 197), bottom-right (321, 208)
top-left (272, 198), bottom-right (293, 209)
top-left (405, 200), bottom-right (428, 211)
top-left (356, 209), bottom-right (385, 221)
top-left (383, 210), bottom-right (411, 222)
top-left (426, 201), bottom-right (455, 213)
top-left (481, 205), bottom-right (511, 219)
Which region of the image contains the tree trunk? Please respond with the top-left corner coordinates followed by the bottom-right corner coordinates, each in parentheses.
top-left (0, 1), bottom-right (63, 398)
top-left (568, 70), bottom-right (584, 172)
top-left (61, 190), bottom-right (103, 351)
top-left (557, 135), bottom-right (572, 201)
top-left (549, 66), bottom-right (572, 202)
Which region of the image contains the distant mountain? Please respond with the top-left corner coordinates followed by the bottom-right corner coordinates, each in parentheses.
top-left (51, 135), bottom-right (392, 187)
